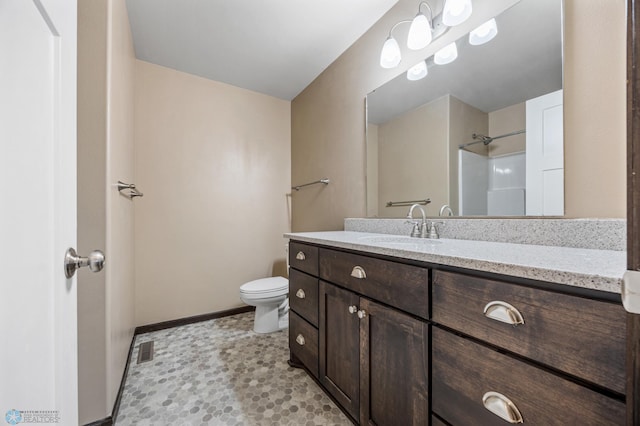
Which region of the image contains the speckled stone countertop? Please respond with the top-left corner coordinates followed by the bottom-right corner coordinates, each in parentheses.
top-left (284, 231), bottom-right (626, 295)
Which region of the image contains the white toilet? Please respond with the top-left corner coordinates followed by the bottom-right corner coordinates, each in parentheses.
top-left (239, 276), bottom-right (289, 333)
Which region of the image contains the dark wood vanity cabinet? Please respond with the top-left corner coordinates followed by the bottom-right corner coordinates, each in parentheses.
top-left (288, 243), bottom-right (320, 379)
top-left (431, 269), bottom-right (626, 425)
top-left (288, 239), bottom-right (626, 425)
top-left (318, 281), bottom-right (430, 425)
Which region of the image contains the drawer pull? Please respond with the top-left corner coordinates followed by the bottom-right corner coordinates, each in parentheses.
top-left (295, 251), bottom-right (306, 261)
top-left (357, 309), bottom-right (367, 319)
top-left (350, 266), bottom-right (367, 279)
top-left (296, 289), bottom-right (306, 299)
top-left (483, 301), bottom-right (525, 326)
top-left (482, 392), bottom-right (523, 424)
top-left (348, 305), bottom-right (358, 314)
top-left (295, 334), bottom-right (306, 346)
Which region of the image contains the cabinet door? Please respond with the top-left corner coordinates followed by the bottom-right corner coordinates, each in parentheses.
top-left (359, 298), bottom-right (429, 426)
top-left (319, 281), bottom-right (360, 420)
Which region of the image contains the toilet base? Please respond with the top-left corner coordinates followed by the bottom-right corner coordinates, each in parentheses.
top-left (253, 305), bottom-right (288, 334)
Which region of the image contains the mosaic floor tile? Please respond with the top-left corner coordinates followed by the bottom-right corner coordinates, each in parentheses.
top-left (115, 312), bottom-right (351, 425)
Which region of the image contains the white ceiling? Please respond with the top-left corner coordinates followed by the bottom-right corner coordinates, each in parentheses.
top-left (125, 0), bottom-right (399, 100)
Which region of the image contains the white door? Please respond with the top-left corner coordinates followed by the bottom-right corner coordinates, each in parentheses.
top-left (0, 0), bottom-right (78, 424)
top-left (526, 89), bottom-right (564, 216)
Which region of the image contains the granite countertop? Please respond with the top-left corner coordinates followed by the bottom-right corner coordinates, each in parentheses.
top-left (284, 231), bottom-right (627, 295)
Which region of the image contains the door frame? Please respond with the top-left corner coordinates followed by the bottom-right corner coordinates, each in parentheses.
top-left (627, 0), bottom-right (640, 423)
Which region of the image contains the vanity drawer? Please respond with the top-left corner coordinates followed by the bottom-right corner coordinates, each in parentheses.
top-left (289, 268), bottom-right (318, 327)
top-left (319, 248), bottom-right (429, 319)
top-left (432, 327), bottom-right (625, 426)
top-left (432, 270), bottom-right (626, 394)
top-left (289, 311), bottom-right (318, 378)
top-left (289, 241), bottom-right (319, 276)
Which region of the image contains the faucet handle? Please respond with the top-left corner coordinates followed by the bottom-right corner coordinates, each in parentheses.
top-left (427, 221), bottom-right (445, 239)
top-left (405, 220), bottom-right (421, 238)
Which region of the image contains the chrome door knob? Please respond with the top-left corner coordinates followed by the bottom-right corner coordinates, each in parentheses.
top-left (64, 247), bottom-right (105, 278)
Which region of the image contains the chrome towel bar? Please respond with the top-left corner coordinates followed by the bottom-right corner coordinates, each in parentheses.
top-left (117, 181), bottom-right (144, 199)
top-left (386, 198), bottom-right (431, 207)
top-left (292, 178), bottom-right (330, 191)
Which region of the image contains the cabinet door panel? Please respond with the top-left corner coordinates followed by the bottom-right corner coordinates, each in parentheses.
top-left (360, 298), bottom-right (429, 426)
top-left (319, 281), bottom-right (360, 420)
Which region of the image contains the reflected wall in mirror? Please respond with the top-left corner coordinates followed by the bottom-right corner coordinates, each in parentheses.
top-left (366, 0), bottom-right (563, 218)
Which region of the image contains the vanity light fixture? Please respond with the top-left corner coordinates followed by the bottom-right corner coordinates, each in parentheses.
top-left (469, 18), bottom-right (498, 45)
top-left (380, 34), bottom-right (403, 68)
top-left (434, 42), bottom-right (458, 65)
top-left (407, 60), bottom-right (428, 81)
top-left (442, 0), bottom-right (473, 27)
top-left (407, 2), bottom-right (434, 50)
top-left (379, 0), bottom-right (473, 69)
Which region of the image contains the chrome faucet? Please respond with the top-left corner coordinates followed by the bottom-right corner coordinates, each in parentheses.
top-left (406, 204), bottom-right (427, 238)
top-left (439, 205), bottom-right (454, 216)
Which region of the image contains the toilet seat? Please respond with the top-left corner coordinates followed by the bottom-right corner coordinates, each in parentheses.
top-left (240, 276), bottom-right (288, 298)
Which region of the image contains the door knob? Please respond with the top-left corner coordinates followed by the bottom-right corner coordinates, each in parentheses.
top-left (64, 247), bottom-right (105, 279)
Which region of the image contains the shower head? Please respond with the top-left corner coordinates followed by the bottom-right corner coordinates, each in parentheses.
top-left (472, 133), bottom-right (494, 145)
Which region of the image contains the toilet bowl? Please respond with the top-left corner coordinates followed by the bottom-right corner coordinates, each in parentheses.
top-left (239, 276), bottom-right (289, 333)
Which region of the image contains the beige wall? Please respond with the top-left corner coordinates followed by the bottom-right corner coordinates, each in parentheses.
top-left (378, 96), bottom-right (449, 217)
top-left (134, 61), bottom-right (291, 326)
top-left (105, 0), bottom-right (137, 408)
top-left (564, 0), bottom-right (626, 217)
top-left (488, 102), bottom-right (526, 157)
top-left (77, 0), bottom-right (108, 422)
top-left (291, 0), bottom-right (626, 230)
top-left (77, 0), bottom-right (136, 422)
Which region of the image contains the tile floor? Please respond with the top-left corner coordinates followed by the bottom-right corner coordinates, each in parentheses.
top-left (115, 312), bottom-right (351, 425)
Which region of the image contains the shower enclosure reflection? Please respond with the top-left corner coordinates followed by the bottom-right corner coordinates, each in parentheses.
top-left (366, 0), bottom-right (563, 217)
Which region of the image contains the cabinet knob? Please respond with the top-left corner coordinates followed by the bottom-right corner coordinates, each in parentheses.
top-left (295, 334), bottom-right (305, 346)
top-left (296, 289), bottom-right (306, 299)
top-left (482, 392), bottom-right (523, 424)
top-left (350, 265), bottom-right (367, 279)
top-left (295, 251), bottom-right (306, 261)
top-left (483, 301), bottom-right (525, 326)
top-left (357, 310), bottom-right (367, 319)
top-left (348, 305), bottom-right (358, 314)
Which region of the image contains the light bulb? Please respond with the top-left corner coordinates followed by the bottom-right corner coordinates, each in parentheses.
top-left (434, 42), bottom-right (458, 65)
top-left (407, 61), bottom-right (428, 81)
top-left (407, 13), bottom-right (432, 50)
top-left (380, 36), bottom-right (401, 68)
top-left (442, 0), bottom-right (472, 27)
top-left (469, 18), bottom-right (498, 45)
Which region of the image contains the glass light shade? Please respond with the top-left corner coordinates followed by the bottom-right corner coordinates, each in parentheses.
top-left (407, 61), bottom-right (428, 81)
top-left (442, 0), bottom-right (472, 27)
top-left (469, 18), bottom-right (498, 45)
top-left (380, 36), bottom-right (401, 68)
top-left (434, 42), bottom-right (458, 65)
top-left (407, 13), bottom-right (432, 50)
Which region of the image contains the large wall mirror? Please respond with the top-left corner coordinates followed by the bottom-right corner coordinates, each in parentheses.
top-left (366, 0), bottom-right (563, 218)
